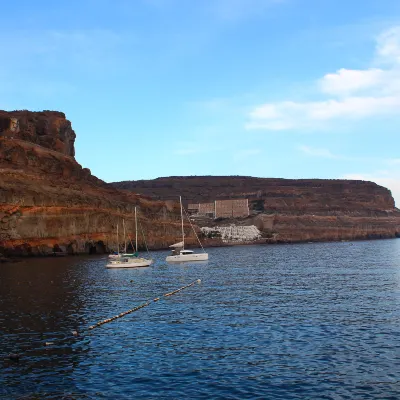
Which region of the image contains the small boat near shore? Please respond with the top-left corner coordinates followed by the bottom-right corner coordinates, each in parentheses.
top-left (166, 196), bottom-right (208, 263)
top-left (106, 208), bottom-right (153, 268)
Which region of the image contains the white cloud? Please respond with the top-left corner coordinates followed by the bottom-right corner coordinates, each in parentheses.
top-left (247, 26), bottom-right (400, 131)
top-left (319, 68), bottom-right (385, 96)
top-left (376, 26), bottom-right (400, 64)
top-left (342, 172), bottom-right (400, 208)
top-left (246, 95), bottom-right (400, 130)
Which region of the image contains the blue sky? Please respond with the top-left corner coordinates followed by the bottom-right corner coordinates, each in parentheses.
top-left (2, 0), bottom-right (400, 205)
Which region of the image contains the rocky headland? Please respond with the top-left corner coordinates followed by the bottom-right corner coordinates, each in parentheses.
top-left (0, 110), bottom-right (196, 257)
top-left (113, 176), bottom-right (400, 243)
top-left (1, 110), bottom-right (399, 257)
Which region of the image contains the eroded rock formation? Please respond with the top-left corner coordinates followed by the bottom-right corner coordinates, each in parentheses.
top-left (0, 111), bottom-right (194, 256)
top-left (113, 176), bottom-right (400, 243)
top-left (0, 110), bottom-right (76, 157)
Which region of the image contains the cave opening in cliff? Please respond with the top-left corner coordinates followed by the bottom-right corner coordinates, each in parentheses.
top-left (85, 243), bottom-right (97, 254)
top-left (95, 241), bottom-right (106, 254)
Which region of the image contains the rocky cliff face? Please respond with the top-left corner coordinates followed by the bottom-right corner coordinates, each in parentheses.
top-left (0, 111), bottom-right (194, 257)
top-left (0, 110), bottom-right (76, 157)
top-left (113, 176), bottom-right (400, 243)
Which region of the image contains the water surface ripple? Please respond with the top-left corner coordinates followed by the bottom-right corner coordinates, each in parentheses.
top-left (1, 240), bottom-right (400, 399)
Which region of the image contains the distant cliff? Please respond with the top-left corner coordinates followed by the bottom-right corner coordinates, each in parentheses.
top-left (0, 111), bottom-right (195, 256)
top-left (112, 176), bottom-right (400, 243)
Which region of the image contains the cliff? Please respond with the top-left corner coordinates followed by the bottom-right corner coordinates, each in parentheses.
top-left (0, 111), bottom-right (194, 257)
top-left (112, 176), bottom-right (400, 243)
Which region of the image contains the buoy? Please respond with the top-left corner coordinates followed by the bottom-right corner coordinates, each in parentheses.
top-left (72, 330), bottom-right (78, 336)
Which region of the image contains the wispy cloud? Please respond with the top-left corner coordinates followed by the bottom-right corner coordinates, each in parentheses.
top-left (246, 26), bottom-right (400, 131)
top-left (386, 158), bottom-right (400, 165)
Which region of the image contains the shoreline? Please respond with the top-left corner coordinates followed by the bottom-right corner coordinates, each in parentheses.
top-left (1, 235), bottom-right (398, 263)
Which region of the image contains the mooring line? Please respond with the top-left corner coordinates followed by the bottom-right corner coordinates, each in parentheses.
top-left (5, 279), bottom-right (203, 361)
top-left (164, 279), bottom-right (200, 297)
top-left (88, 279), bottom-right (201, 331)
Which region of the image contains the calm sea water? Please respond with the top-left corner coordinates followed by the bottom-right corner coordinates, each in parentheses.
top-left (1, 240), bottom-right (400, 399)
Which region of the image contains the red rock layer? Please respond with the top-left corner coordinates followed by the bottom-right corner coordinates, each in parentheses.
top-left (0, 111), bottom-right (195, 256)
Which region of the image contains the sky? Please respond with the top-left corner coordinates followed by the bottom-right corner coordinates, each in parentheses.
top-left (1, 0), bottom-right (400, 206)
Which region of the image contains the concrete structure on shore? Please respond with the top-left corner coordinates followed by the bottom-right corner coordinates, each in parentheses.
top-left (189, 199), bottom-right (250, 219)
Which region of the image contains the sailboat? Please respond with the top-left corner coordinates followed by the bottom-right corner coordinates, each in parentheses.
top-left (108, 220), bottom-right (133, 260)
top-left (106, 207), bottom-right (153, 268)
top-left (108, 222), bottom-right (121, 260)
top-left (166, 196), bottom-right (208, 263)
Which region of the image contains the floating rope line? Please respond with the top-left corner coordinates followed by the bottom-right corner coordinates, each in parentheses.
top-left (88, 279), bottom-right (201, 331)
top-left (4, 279), bottom-right (202, 360)
top-left (164, 279), bottom-right (200, 297)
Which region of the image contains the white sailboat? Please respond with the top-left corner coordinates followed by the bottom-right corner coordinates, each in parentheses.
top-left (108, 222), bottom-right (121, 260)
top-left (166, 196), bottom-right (209, 263)
top-left (106, 207), bottom-right (153, 268)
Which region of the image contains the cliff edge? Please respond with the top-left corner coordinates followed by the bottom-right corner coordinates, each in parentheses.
top-left (0, 111), bottom-right (193, 256)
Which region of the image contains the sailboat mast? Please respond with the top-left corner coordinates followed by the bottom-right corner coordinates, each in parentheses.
top-left (117, 223), bottom-right (119, 256)
top-left (135, 207), bottom-right (138, 252)
top-left (180, 196), bottom-right (185, 249)
top-left (123, 219), bottom-right (127, 253)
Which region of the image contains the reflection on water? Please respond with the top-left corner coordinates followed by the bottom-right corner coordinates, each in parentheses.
top-left (1, 240), bottom-right (400, 399)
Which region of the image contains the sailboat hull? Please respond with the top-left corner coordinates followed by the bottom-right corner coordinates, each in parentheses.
top-left (106, 258), bottom-right (153, 268)
top-left (166, 253), bottom-right (208, 263)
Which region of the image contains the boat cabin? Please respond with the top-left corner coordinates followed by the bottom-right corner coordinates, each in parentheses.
top-left (170, 248), bottom-right (194, 256)
top-left (180, 250), bottom-right (193, 255)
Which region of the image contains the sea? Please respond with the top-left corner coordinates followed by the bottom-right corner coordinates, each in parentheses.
top-left (1, 239), bottom-right (400, 399)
